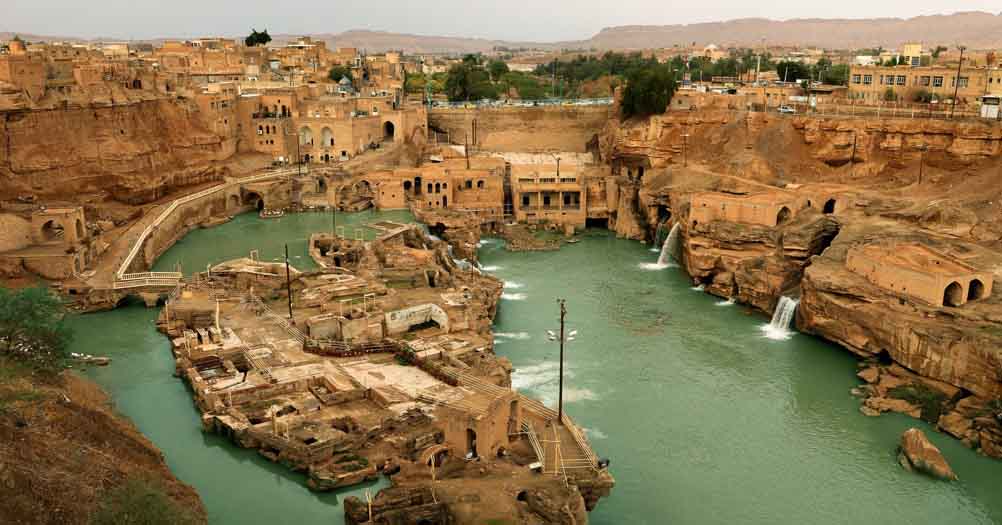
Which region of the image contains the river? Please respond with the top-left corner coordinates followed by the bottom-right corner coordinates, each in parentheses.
top-left (72, 214), bottom-right (1001, 524)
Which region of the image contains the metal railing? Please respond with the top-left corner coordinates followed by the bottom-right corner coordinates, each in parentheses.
top-left (115, 168), bottom-right (300, 280)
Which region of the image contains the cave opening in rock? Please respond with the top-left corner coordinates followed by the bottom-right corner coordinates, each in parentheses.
top-left (943, 281), bottom-right (964, 307)
top-left (823, 199), bottom-right (836, 214)
top-left (968, 279), bottom-right (985, 301)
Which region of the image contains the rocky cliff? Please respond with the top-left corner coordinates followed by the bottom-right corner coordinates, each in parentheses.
top-left (601, 107), bottom-right (1002, 458)
top-left (0, 99), bottom-right (235, 205)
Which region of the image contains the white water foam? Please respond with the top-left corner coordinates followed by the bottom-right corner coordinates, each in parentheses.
top-left (494, 331), bottom-right (531, 340)
top-left (481, 265), bottom-right (503, 272)
top-left (761, 296), bottom-right (799, 340)
top-left (503, 281), bottom-right (525, 289)
top-left (638, 262), bottom-right (676, 271)
top-left (715, 298), bottom-right (736, 306)
top-left (501, 292), bottom-right (527, 301)
top-left (691, 284), bottom-right (705, 291)
top-left (584, 427), bottom-right (608, 440)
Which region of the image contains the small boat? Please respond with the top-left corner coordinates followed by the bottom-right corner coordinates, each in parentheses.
top-left (565, 238), bottom-right (580, 244)
top-left (260, 208), bottom-right (285, 219)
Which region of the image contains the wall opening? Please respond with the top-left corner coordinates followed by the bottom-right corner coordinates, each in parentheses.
top-left (414, 177), bottom-right (422, 195)
top-left (516, 490), bottom-right (528, 502)
top-left (823, 199), bottom-right (836, 214)
top-left (75, 219), bottom-right (85, 239)
top-left (776, 206), bottom-right (792, 225)
top-left (466, 428), bottom-right (478, 459)
top-left (968, 279), bottom-right (985, 301)
top-left (403, 180), bottom-right (412, 192)
top-left (383, 121), bottom-right (395, 141)
top-left (41, 220), bottom-right (64, 242)
top-left (585, 217), bottom-right (609, 229)
top-left (944, 281), bottom-right (964, 307)
top-left (442, 196), bottom-right (447, 207)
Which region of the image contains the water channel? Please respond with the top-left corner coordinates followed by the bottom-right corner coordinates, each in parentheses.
top-left (72, 213), bottom-right (1002, 524)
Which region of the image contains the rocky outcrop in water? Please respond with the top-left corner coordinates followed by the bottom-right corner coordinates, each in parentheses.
top-left (897, 428), bottom-right (958, 481)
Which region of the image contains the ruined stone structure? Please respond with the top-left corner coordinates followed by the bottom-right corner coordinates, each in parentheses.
top-left (846, 242), bottom-right (993, 308)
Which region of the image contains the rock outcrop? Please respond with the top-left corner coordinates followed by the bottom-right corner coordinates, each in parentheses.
top-left (897, 428), bottom-right (958, 480)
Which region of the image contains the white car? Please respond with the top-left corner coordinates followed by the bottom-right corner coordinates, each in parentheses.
top-left (778, 105), bottom-right (797, 114)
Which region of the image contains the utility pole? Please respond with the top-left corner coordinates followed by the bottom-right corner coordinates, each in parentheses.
top-left (284, 243), bottom-right (293, 320)
top-left (556, 299), bottom-right (566, 422)
top-left (950, 45), bottom-right (966, 119)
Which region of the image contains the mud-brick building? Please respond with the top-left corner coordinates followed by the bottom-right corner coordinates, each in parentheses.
top-left (689, 191), bottom-right (801, 228)
top-left (511, 164), bottom-right (588, 230)
top-left (0, 207), bottom-right (97, 279)
top-left (846, 242), bottom-right (993, 307)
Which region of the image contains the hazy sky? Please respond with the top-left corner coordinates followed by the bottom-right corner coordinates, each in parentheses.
top-left (4, 1), bottom-right (1001, 42)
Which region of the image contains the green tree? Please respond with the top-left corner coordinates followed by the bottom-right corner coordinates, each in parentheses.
top-left (91, 478), bottom-right (200, 525)
top-left (913, 89), bottom-right (936, 103)
top-left (886, 56), bottom-right (899, 67)
top-left (245, 29), bottom-right (272, 47)
top-left (444, 63), bottom-right (497, 101)
top-left (883, 87), bottom-right (897, 101)
top-left (0, 287), bottom-right (71, 374)
top-left (776, 61), bottom-right (810, 82)
top-left (931, 45), bottom-right (948, 59)
top-left (620, 64), bottom-right (677, 119)
top-left (328, 65), bottom-right (353, 83)
top-left (487, 60), bottom-right (510, 80)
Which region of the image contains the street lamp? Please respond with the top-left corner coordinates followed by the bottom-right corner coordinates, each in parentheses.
top-left (546, 299), bottom-right (576, 423)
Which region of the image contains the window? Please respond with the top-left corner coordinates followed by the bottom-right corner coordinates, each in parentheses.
top-left (956, 77), bottom-right (968, 88)
top-left (919, 76), bottom-right (930, 86)
top-left (896, 75), bottom-right (906, 85)
top-left (863, 75), bottom-right (872, 85)
top-left (933, 76), bottom-right (943, 87)
top-left (522, 195), bottom-right (529, 206)
top-left (465, 179), bottom-right (472, 189)
top-left (852, 74), bottom-right (861, 84)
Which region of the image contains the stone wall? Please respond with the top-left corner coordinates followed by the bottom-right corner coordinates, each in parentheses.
top-left (429, 106), bottom-right (611, 153)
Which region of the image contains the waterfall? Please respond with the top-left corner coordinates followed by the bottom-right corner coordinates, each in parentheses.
top-left (657, 223), bottom-right (681, 266)
top-left (763, 296), bottom-right (799, 340)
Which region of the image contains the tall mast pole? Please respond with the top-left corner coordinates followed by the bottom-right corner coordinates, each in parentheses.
top-left (557, 299), bottom-right (566, 423)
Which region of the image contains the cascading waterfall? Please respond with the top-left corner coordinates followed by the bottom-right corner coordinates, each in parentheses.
top-left (657, 223), bottom-right (681, 266)
top-left (763, 296), bottom-right (800, 340)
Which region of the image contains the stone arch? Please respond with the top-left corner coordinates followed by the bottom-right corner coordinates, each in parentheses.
top-left (420, 444), bottom-right (451, 468)
top-left (40, 220), bottom-right (64, 242)
top-left (968, 279), bottom-right (986, 301)
top-left (321, 127), bottom-right (334, 147)
top-left (299, 126), bottom-right (314, 146)
top-left (243, 191), bottom-right (265, 211)
top-left (776, 206), bottom-right (792, 225)
top-left (823, 199), bottom-right (836, 214)
top-left (944, 281), bottom-right (964, 307)
top-left (434, 182), bottom-right (441, 194)
top-left (383, 121), bottom-right (395, 141)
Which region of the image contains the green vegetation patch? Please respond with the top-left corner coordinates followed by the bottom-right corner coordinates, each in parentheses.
top-left (91, 478), bottom-right (200, 525)
top-left (888, 384), bottom-right (948, 424)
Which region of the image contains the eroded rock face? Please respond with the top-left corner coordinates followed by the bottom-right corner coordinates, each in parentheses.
top-left (898, 428), bottom-right (958, 480)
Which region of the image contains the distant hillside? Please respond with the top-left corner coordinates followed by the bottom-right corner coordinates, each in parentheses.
top-left (272, 30), bottom-right (551, 54)
top-left (5, 11), bottom-right (1002, 54)
top-left (584, 12), bottom-right (1002, 50)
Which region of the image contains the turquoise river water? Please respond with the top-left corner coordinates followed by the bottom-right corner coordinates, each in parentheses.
top-left (68, 212), bottom-right (1001, 524)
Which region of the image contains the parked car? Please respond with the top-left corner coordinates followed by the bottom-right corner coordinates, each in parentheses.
top-left (778, 105), bottom-right (797, 114)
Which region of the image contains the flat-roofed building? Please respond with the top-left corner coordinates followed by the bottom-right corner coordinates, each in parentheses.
top-left (846, 242), bottom-right (993, 307)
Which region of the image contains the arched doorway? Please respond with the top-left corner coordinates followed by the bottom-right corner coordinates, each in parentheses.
top-left (403, 180), bottom-right (412, 192)
top-left (465, 428), bottom-right (478, 459)
top-left (823, 199), bottom-right (836, 214)
top-left (776, 206), bottom-right (792, 225)
top-left (944, 281), bottom-right (964, 307)
top-left (299, 126), bottom-right (313, 146)
top-left (41, 220), bottom-right (64, 242)
top-left (321, 127), bottom-right (334, 147)
top-left (442, 196), bottom-right (448, 207)
top-left (383, 121), bottom-right (395, 141)
top-left (968, 279), bottom-right (985, 301)
top-left (243, 192), bottom-right (264, 211)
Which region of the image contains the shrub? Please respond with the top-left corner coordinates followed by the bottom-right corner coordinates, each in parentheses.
top-left (91, 479), bottom-right (199, 525)
top-left (888, 384), bottom-right (948, 423)
top-left (0, 287), bottom-right (72, 374)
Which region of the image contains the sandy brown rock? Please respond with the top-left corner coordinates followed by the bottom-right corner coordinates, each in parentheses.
top-left (898, 428), bottom-right (958, 481)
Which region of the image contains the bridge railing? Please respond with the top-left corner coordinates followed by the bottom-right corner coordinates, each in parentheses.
top-left (430, 97), bottom-right (613, 110)
top-left (115, 168), bottom-right (300, 280)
